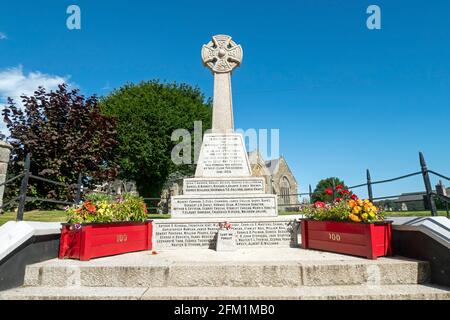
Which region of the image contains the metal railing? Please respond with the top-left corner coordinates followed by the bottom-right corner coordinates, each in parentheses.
top-left (0, 153), bottom-right (83, 221)
top-left (277, 152), bottom-right (449, 217)
top-left (2, 151), bottom-right (448, 219)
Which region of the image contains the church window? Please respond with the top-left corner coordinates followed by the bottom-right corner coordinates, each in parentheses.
top-left (280, 176), bottom-right (291, 204)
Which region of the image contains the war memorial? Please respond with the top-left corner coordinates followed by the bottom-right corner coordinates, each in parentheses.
top-left (0, 35), bottom-right (448, 302)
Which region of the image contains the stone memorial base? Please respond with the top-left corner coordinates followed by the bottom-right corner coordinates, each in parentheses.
top-left (152, 215), bottom-right (301, 250)
top-left (171, 194), bottom-right (277, 218)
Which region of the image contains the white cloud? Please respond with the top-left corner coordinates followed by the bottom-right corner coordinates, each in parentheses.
top-left (0, 65), bottom-right (69, 106)
top-left (0, 32), bottom-right (7, 40)
top-left (0, 66), bottom-right (70, 134)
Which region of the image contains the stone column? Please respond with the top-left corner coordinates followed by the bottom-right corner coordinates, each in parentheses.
top-left (212, 72), bottom-right (234, 131)
top-left (201, 34), bottom-right (243, 133)
top-left (0, 141), bottom-right (12, 211)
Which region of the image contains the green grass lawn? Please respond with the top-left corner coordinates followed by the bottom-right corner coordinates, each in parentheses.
top-left (0, 210), bottom-right (67, 226)
top-left (385, 210), bottom-right (448, 217)
top-left (0, 210), bottom-right (172, 226)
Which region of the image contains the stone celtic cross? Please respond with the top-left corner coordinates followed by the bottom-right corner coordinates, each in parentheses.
top-left (202, 35), bottom-right (243, 132)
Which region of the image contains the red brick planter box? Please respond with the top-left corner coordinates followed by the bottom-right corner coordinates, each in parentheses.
top-left (59, 221), bottom-right (152, 261)
top-left (300, 219), bottom-right (392, 259)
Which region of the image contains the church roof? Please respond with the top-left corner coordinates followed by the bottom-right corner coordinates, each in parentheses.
top-left (264, 158), bottom-right (280, 175)
top-left (247, 150), bottom-right (260, 165)
top-left (247, 150), bottom-right (281, 174)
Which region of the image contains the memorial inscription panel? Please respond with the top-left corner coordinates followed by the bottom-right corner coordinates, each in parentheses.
top-left (195, 134), bottom-right (251, 177)
top-left (184, 178), bottom-right (265, 194)
top-left (154, 220), bottom-right (296, 249)
top-left (171, 195), bottom-right (277, 218)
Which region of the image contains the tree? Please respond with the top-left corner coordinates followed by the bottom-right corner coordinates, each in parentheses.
top-left (311, 177), bottom-right (351, 203)
top-left (2, 84), bottom-right (118, 204)
top-left (100, 80), bottom-right (212, 197)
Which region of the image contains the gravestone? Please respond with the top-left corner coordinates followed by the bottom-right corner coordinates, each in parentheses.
top-left (153, 35), bottom-right (300, 250)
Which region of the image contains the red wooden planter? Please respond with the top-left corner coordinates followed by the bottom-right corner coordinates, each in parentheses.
top-left (59, 221), bottom-right (152, 261)
top-left (300, 219), bottom-right (392, 259)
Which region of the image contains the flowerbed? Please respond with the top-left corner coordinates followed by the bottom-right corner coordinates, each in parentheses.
top-left (59, 193), bottom-right (152, 261)
top-left (300, 186), bottom-right (392, 259)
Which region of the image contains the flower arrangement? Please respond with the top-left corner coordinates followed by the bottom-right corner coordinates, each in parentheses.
top-left (219, 221), bottom-right (232, 230)
top-left (65, 193), bottom-right (148, 224)
top-left (302, 186), bottom-right (384, 223)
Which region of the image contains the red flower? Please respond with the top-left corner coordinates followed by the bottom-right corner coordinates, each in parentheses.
top-left (340, 189), bottom-right (350, 195)
top-left (325, 188), bottom-right (333, 195)
top-left (351, 194), bottom-right (358, 200)
top-left (334, 197), bottom-right (343, 203)
top-left (336, 185), bottom-right (344, 190)
top-left (314, 201), bottom-right (325, 208)
top-left (83, 201), bottom-right (96, 214)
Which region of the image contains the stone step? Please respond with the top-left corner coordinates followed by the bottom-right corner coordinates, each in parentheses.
top-left (22, 249), bottom-right (430, 288)
top-left (1, 284), bottom-right (449, 300)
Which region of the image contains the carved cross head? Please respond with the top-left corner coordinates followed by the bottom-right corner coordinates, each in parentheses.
top-left (202, 35), bottom-right (243, 73)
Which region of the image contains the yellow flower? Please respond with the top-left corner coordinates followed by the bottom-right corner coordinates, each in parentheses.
top-left (348, 200), bottom-right (356, 208)
top-left (369, 211), bottom-right (376, 218)
top-left (352, 206), bottom-right (362, 214)
top-left (349, 214), bottom-right (361, 223)
top-left (361, 213), bottom-right (369, 221)
top-left (357, 199), bottom-right (363, 206)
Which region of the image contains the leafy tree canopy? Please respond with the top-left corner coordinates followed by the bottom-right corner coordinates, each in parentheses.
top-left (2, 84), bottom-right (118, 202)
top-left (311, 177), bottom-right (351, 203)
top-left (100, 80), bottom-right (212, 197)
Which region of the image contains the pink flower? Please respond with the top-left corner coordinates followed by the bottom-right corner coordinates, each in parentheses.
top-left (219, 222), bottom-right (232, 230)
top-left (314, 201), bottom-right (325, 208)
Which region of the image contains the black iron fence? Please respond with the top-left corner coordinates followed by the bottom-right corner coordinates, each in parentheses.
top-left (279, 152), bottom-right (449, 217)
top-left (0, 154), bottom-right (83, 221)
top-left (1, 152), bottom-right (449, 220)
top-left (0, 153), bottom-right (165, 220)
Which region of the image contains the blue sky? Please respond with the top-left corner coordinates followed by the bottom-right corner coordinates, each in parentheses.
top-left (1, 0), bottom-right (449, 199)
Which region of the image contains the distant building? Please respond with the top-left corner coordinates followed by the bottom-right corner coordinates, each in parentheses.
top-left (247, 151), bottom-right (299, 210)
top-left (393, 185), bottom-right (450, 211)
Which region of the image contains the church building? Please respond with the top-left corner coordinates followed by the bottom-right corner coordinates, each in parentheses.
top-left (247, 151), bottom-right (299, 208)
